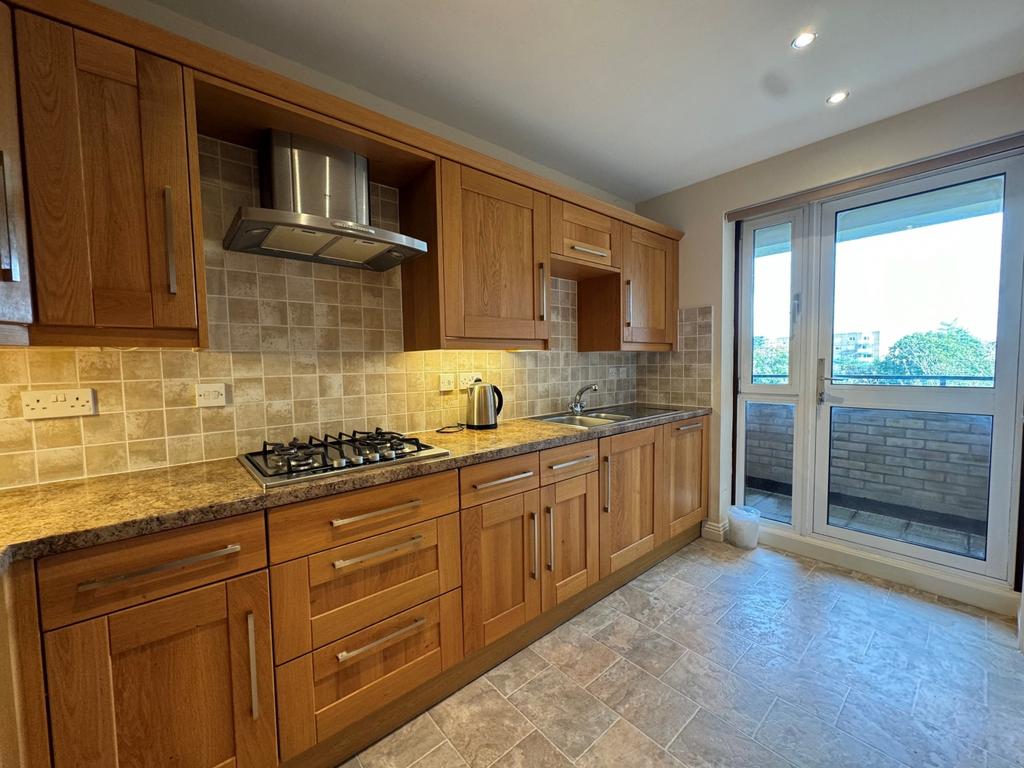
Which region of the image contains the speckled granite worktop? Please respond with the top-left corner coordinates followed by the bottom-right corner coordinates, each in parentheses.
top-left (0, 404), bottom-right (710, 567)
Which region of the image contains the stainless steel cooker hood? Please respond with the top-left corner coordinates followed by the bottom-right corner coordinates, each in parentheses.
top-left (223, 131), bottom-right (426, 271)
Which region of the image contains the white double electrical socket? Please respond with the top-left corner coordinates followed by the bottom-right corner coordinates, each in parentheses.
top-left (438, 373), bottom-right (455, 392)
top-left (458, 372), bottom-right (482, 389)
top-left (21, 388), bottom-right (96, 419)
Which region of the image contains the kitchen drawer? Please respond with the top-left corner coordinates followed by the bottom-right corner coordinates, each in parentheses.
top-left (268, 470), bottom-right (459, 563)
top-left (459, 453), bottom-right (539, 507)
top-left (551, 199), bottom-right (620, 268)
top-left (37, 512), bottom-right (267, 631)
top-left (539, 439), bottom-right (599, 485)
top-left (270, 513), bottom-right (461, 663)
top-left (275, 590), bottom-right (463, 760)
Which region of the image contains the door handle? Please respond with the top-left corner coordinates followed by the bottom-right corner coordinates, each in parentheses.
top-left (330, 499), bottom-right (423, 527)
top-left (246, 611), bottom-right (260, 720)
top-left (625, 280), bottom-right (633, 327)
top-left (332, 535), bottom-right (424, 571)
top-left (548, 455), bottom-right (594, 471)
top-left (76, 543), bottom-right (241, 591)
top-left (530, 511), bottom-right (539, 579)
top-left (336, 618), bottom-right (426, 664)
top-left (538, 262), bottom-right (547, 321)
top-left (163, 186), bottom-right (178, 295)
top-left (473, 471), bottom-right (534, 490)
top-left (603, 455), bottom-right (612, 513)
top-left (546, 505), bottom-right (555, 572)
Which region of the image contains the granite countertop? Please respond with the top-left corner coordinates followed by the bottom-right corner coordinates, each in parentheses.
top-left (0, 404), bottom-right (710, 568)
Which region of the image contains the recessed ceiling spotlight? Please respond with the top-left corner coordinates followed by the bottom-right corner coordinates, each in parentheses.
top-left (791, 31), bottom-right (817, 49)
top-left (826, 90), bottom-right (849, 105)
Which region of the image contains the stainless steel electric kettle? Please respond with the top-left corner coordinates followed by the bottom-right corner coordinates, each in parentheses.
top-left (465, 379), bottom-right (503, 430)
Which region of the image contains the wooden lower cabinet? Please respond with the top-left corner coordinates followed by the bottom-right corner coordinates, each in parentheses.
top-left (540, 473), bottom-right (599, 610)
top-left (599, 426), bottom-right (664, 577)
top-left (663, 416), bottom-right (710, 538)
top-left (44, 571), bottom-right (277, 768)
top-left (275, 591), bottom-right (463, 761)
top-left (461, 489), bottom-right (542, 653)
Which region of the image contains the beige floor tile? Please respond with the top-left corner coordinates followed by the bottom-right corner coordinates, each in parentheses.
top-left (652, 577), bottom-right (735, 619)
top-left (409, 741), bottom-right (467, 768)
top-left (657, 609), bottom-right (750, 669)
top-left (358, 714), bottom-right (445, 768)
top-left (668, 708), bottom-right (791, 768)
top-left (485, 648), bottom-right (549, 697)
top-left (508, 667), bottom-right (617, 760)
top-left (733, 645), bottom-right (849, 723)
top-left (576, 719), bottom-right (682, 768)
top-left (591, 613), bottom-right (684, 676)
top-left (662, 651), bottom-right (775, 736)
top-left (489, 731), bottom-right (572, 768)
top-left (604, 585), bottom-right (676, 628)
top-left (587, 658), bottom-right (698, 746)
top-left (530, 623), bottom-right (619, 686)
top-left (431, 680), bottom-right (533, 768)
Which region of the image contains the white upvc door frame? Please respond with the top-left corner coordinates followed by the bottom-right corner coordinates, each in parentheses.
top-left (810, 154), bottom-right (1024, 580)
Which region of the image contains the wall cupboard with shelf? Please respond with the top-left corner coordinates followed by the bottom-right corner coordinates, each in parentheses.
top-left (12, 416), bottom-right (708, 767)
top-left (0, 0), bottom-right (681, 349)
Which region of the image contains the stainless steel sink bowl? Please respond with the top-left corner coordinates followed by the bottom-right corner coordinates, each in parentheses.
top-left (539, 414), bottom-right (623, 429)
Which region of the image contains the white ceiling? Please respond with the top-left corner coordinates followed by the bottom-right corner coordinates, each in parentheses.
top-left (147, 0), bottom-right (1024, 202)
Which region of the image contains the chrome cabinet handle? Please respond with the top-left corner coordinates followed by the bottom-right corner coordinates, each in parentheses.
top-left (676, 423), bottom-right (701, 433)
top-left (336, 618), bottom-right (426, 664)
top-left (530, 511), bottom-right (539, 579)
top-left (76, 543), bottom-right (241, 592)
top-left (163, 186), bottom-right (177, 295)
top-left (625, 280), bottom-right (633, 327)
top-left (548, 455), bottom-right (593, 471)
top-left (473, 471), bottom-right (534, 490)
top-left (603, 456), bottom-right (612, 513)
top-left (570, 244), bottom-right (608, 258)
top-left (540, 264), bottom-right (548, 323)
top-left (0, 151), bottom-right (14, 282)
top-left (246, 611), bottom-right (260, 720)
top-left (333, 535), bottom-right (424, 571)
top-left (331, 499), bottom-right (423, 528)
top-left (546, 506), bottom-right (555, 572)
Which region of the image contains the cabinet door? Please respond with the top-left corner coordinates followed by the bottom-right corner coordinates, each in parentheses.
top-left (622, 226), bottom-right (678, 345)
top-left (540, 472), bottom-right (599, 610)
top-left (16, 12), bottom-right (197, 330)
top-left (599, 426), bottom-right (663, 577)
top-left (441, 160), bottom-right (549, 341)
top-left (461, 489), bottom-right (542, 653)
top-left (0, 4), bottom-right (32, 329)
top-left (550, 198), bottom-right (621, 268)
top-left (662, 417), bottom-right (709, 540)
top-left (44, 572), bottom-right (277, 768)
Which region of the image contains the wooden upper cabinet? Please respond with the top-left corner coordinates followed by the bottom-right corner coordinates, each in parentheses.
top-left (0, 4), bottom-right (32, 337)
top-left (15, 12), bottom-right (199, 339)
top-left (540, 472), bottom-right (599, 611)
top-left (44, 572), bottom-right (277, 768)
top-left (550, 198), bottom-right (621, 268)
top-left (662, 416), bottom-right (710, 540)
top-left (599, 426), bottom-right (664, 577)
top-left (461, 488), bottom-right (542, 653)
top-left (622, 226), bottom-right (678, 348)
top-left (441, 160), bottom-right (550, 343)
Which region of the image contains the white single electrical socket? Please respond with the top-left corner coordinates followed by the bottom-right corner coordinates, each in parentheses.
top-left (438, 373), bottom-right (455, 392)
top-left (21, 388), bottom-right (96, 420)
top-left (458, 372), bottom-right (482, 389)
top-left (196, 382), bottom-right (228, 407)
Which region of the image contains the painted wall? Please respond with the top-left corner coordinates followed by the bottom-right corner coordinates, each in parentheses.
top-left (96, 0), bottom-right (634, 211)
top-left (636, 73), bottom-right (1024, 523)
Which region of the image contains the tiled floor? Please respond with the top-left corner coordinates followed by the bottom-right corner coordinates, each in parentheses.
top-left (343, 539), bottom-right (1023, 768)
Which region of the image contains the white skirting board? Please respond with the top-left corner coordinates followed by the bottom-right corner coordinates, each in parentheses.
top-left (707, 521), bottom-right (1021, 618)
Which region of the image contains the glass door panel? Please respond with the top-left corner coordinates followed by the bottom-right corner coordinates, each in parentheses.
top-left (813, 156), bottom-right (1024, 578)
top-left (741, 401), bottom-right (796, 524)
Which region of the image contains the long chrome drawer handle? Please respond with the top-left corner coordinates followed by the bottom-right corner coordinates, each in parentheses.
top-left (546, 506), bottom-right (555, 572)
top-left (76, 543), bottom-right (241, 592)
top-left (330, 499), bottom-right (423, 528)
top-left (676, 423), bottom-right (702, 432)
top-left (333, 535), bottom-right (425, 571)
top-left (570, 244), bottom-right (608, 258)
top-left (336, 617), bottom-right (427, 664)
top-left (530, 511), bottom-right (539, 580)
top-left (473, 471), bottom-right (534, 490)
top-left (549, 455), bottom-right (594, 471)
top-left (603, 456), bottom-right (612, 513)
top-left (246, 611), bottom-right (260, 720)
top-left (625, 280), bottom-right (633, 327)
top-left (539, 262), bottom-right (547, 322)
top-left (163, 186), bottom-right (177, 295)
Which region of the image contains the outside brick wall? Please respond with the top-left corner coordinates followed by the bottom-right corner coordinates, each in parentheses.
top-left (744, 402), bottom-right (795, 488)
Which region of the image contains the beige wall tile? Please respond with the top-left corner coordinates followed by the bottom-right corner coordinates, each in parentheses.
top-left (167, 434), bottom-right (204, 466)
top-left (128, 439), bottom-right (168, 470)
top-left (0, 419), bottom-right (33, 453)
top-left (121, 351), bottom-right (162, 380)
top-left (125, 411), bottom-right (166, 441)
top-left (27, 349), bottom-right (77, 384)
top-left (0, 350), bottom-right (29, 384)
top-left (77, 350), bottom-right (121, 382)
top-left (124, 381), bottom-right (163, 411)
top-left (34, 418), bottom-right (83, 450)
top-left (82, 413), bottom-right (127, 445)
top-left (85, 443), bottom-right (129, 476)
top-left (203, 431), bottom-right (236, 459)
top-left (37, 446), bottom-right (84, 483)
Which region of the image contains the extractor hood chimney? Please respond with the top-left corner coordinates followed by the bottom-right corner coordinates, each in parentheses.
top-left (222, 131), bottom-right (427, 271)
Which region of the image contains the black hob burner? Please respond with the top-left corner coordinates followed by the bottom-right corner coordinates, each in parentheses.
top-left (240, 428), bottom-right (450, 487)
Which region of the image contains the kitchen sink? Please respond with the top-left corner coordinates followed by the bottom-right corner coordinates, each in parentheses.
top-left (539, 414), bottom-right (627, 428)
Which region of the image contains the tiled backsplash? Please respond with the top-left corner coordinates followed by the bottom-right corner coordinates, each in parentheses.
top-left (0, 139), bottom-right (710, 488)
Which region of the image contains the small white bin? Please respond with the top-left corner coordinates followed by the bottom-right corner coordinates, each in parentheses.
top-left (728, 505), bottom-right (760, 549)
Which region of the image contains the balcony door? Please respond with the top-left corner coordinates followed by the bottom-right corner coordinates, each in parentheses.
top-left (812, 157), bottom-right (1024, 578)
